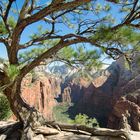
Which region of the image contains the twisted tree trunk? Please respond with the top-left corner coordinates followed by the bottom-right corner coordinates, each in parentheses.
top-left (3, 79), bottom-right (46, 139)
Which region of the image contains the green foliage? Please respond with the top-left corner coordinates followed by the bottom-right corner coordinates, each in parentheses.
top-left (62, 15), bottom-right (75, 29)
top-left (0, 93), bottom-right (12, 120)
top-left (58, 47), bottom-right (75, 60)
top-left (19, 39), bottom-right (60, 64)
top-left (95, 3), bottom-right (112, 13)
top-left (91, 26), bottom-right (140, 52)
top-left (53, 104), bottom-right (99, 127)
top-left (7, 16), bottom-right (16, 29)
top-left (0, 17), bottom-right (16, 36)
top-left (69, 113), bottom-right (99, 127)
top-left (5, 64), bottom-right (20, 81)
top-left (0, 21), bottom-right (8, 35)
top-left (57, 46), bottom-right (102, 70)
top-left (104, 4), bottom-right (111, 11)
top-left (53, 103), bottom-right (71, 123)
top-left (19, 47), bottom-right (48, 64)
top-left (95, 3), bottom-right (102, 13)
top-left (30, 25), bottom-right (49, 40)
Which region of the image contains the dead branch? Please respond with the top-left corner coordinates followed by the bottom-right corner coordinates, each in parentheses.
top-left (46, 122), bottom-right (131, 140)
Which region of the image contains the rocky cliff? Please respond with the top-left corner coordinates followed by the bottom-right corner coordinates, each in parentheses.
top-left (60, 62), bottom-right (121, 127)
top-left (61, 77), bottom-right (90, 104)
top-left (60, 52), bottom-right (140, 130)
top-left (108, 75), bottom-right (140, 131)
top-left (107, 52), bottom-right (140, 131)
top-left (108, 92), bottom-right (140, 131)
top-left (21, 72), bottom-right (61, 120)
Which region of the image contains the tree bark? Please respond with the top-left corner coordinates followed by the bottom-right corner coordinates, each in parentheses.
top-left (3, 80), bottom-right (46, 140)
top-left (0, 121), bottom-right (131, 140)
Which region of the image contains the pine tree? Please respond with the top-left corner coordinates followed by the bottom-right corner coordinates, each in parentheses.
top-left (0, 0), bottom-right (140, 139)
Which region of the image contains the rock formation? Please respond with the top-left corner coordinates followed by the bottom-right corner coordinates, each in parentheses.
top-left (60, 63), bottom-right (121, 127)
top-left (108, 77), bottom-right (140, 131)
top-left (21, 72), bottom-right (61, 121)
top-left (107, 53), bottom-right (140, 131)
top-left (108, 93), bottom-right (140, 131)
top-left (61, 77), bottom-right (87, 103)
top-left (60, 52), bottom-right (140, 130)
top-left (62, 86), bottom-right (71, 103)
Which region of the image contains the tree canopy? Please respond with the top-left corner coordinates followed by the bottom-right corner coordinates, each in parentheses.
top-left (0, 0), bottom-right (140, 78)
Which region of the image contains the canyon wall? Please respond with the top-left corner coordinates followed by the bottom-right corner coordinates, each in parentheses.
top-left (21, 72), bottom-right (61, 120)
top-left (61, 53), bottom-right (140, 130)
top-left (61, 65), bottom-right (120, 127)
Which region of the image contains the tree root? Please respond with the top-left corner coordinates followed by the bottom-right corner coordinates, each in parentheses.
top-left (0, 121), bottom-right (22, 140)
top-left (0, 121), bottom-right (132, 140)
top-left (45, 122), bottom-right (131, 140)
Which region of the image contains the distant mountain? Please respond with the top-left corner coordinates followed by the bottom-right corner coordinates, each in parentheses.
top-left (49, 65), bottom-right (69, 76)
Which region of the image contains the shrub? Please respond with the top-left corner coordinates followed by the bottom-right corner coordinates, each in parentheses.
top-left (69, 113), bottom-right (99, 127)
top-left (0, 93), bottom-right (12, 120)
top-left (53, 103), bottom-right (71, 123)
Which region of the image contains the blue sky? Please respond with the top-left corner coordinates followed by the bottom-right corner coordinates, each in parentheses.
top-left (0, 43), bottom-right (7, 58)
top-left (0, 0), bottom-right (127, 65)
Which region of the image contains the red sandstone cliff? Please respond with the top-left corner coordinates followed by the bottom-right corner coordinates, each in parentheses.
top-left (21, 72), bottom-right (61, 120)
top-left (107, 52), bottom-right (140, 131)
top-left (61, 76), bottom-right (110, 127)
top-left (108, 75), bottom-right (140, 131)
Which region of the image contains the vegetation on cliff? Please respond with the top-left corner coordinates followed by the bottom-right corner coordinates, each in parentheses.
top-left (53, 103), bottom-right (99, 127)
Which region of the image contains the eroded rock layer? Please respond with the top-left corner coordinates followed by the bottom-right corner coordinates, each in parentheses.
top-left (21, 72), bottom-right (61, 120)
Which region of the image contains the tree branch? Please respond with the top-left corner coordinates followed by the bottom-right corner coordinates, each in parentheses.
top-left (18, 15), bottom-right (130, 73)
top-left (54, 8), bottom-right (75, 19)
top-left (19, 35), bottom-right (94, 78)
top-left (19, 35), bottom-right (61, 49)
top-left (18, 0), bottom-right (36, 21)
top-left (9, 0), bottom-right (90, 64)
top-left (129, 23), bottom-right (140, 28)
top-left (124, 0), bottom-right (139, 23)
top-left (3, 0), bottom-right (15, 23)
top-left (0, 37), bottom-right (6, 44)
top-left (0, 0), bottom-right (14, 35)
top-left (14, 0), bottom-right (91, 40)
top-left (106, 0), bottom-right (120, 3)
top-left (19, 32), bottom-right (125, 78)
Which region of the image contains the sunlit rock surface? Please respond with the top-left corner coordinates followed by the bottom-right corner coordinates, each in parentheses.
top-left (21, 72), bottom-right (61, 120)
